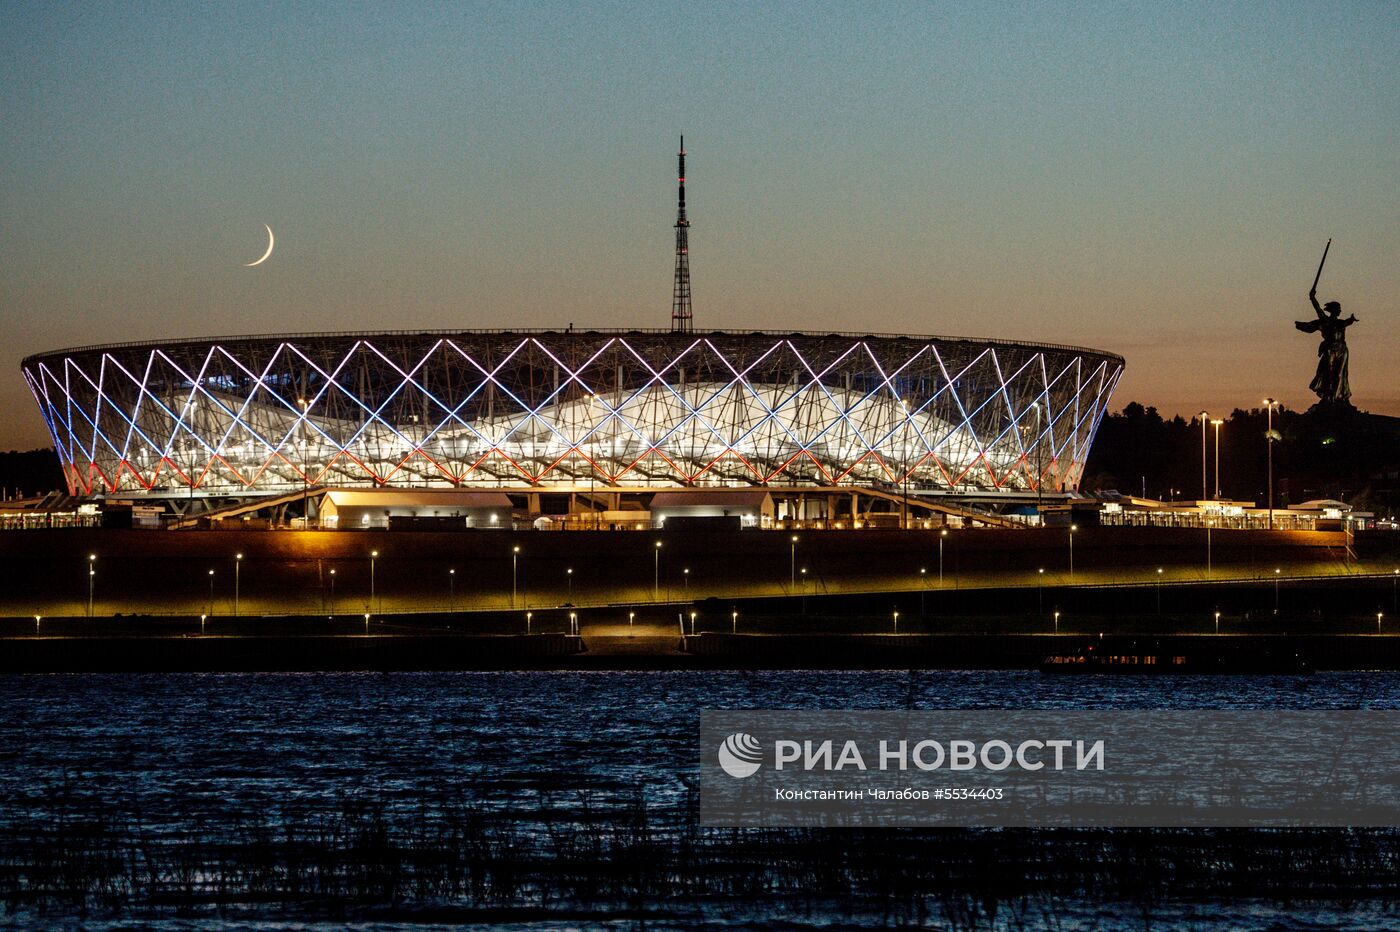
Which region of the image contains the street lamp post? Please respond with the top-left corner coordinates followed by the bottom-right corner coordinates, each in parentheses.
top-left (1211, 419), bottom-right (1224, 499)
top-left (939, 529), bottom-right (947, 587)
top-left (526, 611), bottom-right (533, 635)
top-left (1053, 610), bottom-right (1060, 635)
top-left (732, 610), bottom-right (738, 634)
top-left (1038, 567), bottom-right (1045, 614)
top-left (207, 569), bottom-right (215, 617)
top-left (234, 553), bottom-right (243, 617)
top-left (1214, 610), bottom-right (1221, 635)
top-left (511, 545), bottom-right (520, 609)
top-left (893, 610), bottom-right (899, 634)
top-left (654, 541), bottom-right (663, 600)
top-left (790, 535), bottom-right (798, 590)
top-left (86, 554), bottom-right (96, 617)
top-left (1068, 524), bottom-right (1077, 582)
top-left (1274, 568), bottom-right (1281, 614)
top-left (683, 567), bottom-right (689, 597)
top-left (629, 611), bottom-right (635, 627)
top-left (328, 568), bottom-right (336, 616)
top-left (1263, 398), bottom-right (1278, 529)
top-left (920, 567), bottom-right (927, 619)
top-left (1378, 611), bottom-right (1384, 635)
top-left (800, 567), bottom-right (808, 615)
top-left (370, 549), bottom-right (379, 615)
top-left (1156, 567), bottom-right (1164, 613)
top-left (1198, 411), bottom-right (1210, 499)
top-left (449, 568), bottom-right (456, 611)
top-left (566, 567), bottom-right (573, 601)
top-left (1206, 521), bottom-right (1213, 579)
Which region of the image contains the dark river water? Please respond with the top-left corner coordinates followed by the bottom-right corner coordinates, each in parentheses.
top-left (2, 670), bottom-right (1398, 929)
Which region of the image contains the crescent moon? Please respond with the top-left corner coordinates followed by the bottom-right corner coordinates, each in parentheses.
top-left (244, 224), bottom-right (275, 267)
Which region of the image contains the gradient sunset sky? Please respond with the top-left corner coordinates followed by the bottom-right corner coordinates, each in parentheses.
top-left (2, 1), bottom-right (1397, 450)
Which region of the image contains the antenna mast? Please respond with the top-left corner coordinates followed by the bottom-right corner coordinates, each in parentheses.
top-left (670, 136), bottom-right (693, 333)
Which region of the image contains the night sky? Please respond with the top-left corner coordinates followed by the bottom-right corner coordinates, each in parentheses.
top-left (2, 1), bottom-right (1397, 450)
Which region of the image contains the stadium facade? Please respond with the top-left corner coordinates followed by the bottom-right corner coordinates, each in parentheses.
top-left (22, 330), bottom-right (1123, 502)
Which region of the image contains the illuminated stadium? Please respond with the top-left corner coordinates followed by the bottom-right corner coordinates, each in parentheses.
top-left (21, 330), bottom-right (1124, 507)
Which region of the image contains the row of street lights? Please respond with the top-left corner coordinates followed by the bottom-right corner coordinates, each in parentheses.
top-left (76, 541), bottom-right (1400, 621)
top-left (82, 549), bottom-right (376, 618)
top-left (1197, 401), bottom-right (1281, 524)
top-left (550, 594), bottom-right (1379, 639)
top-left (202, 553), bottom-right (246, 617)
top-left (520, 542), bottom-right (695, 608)
top-left (81, 532), bottom-right (973, 619)
top-left (1034, 607), bottom-right (1387, 637)
top-left (1198, 412), bottom-right (1224, 500)
top-left (512, 541), bottom-right (689, 608)
top-left (513, 607), bottom-right (745, 636)
top-left (701, 530), bottom-right (961, 604)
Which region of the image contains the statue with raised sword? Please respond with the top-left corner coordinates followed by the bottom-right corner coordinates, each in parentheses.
top-left (1295, 238), bottom-right (1358, 407)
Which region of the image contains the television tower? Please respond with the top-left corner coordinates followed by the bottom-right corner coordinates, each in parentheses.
top-left (670, 136), bottom-right (693, 333)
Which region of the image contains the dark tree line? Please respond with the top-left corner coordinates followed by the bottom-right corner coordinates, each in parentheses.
top-left (1083, 402), bottom-right (1400, 517)
top-left (0, 449), bottom-right (64, 499)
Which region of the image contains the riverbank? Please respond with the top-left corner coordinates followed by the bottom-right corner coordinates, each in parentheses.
top-left (4, 626), bottom-right (1400, 672)
top-left (4, 525), bottom-right (1387, 618)
top-left (5, 565), bottom-right (1400, 671)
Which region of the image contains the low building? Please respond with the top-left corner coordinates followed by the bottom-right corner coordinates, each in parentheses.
top-left (319, 490), bottom-right (514, 530)
top-left (1095, 493), bottom-right (1372, 531)
top-left (650, 490), bottom-right (774, 529)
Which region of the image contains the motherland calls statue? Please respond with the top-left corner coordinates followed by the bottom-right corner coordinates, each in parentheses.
top-left (1295, 239), bottom-right (1357, 406)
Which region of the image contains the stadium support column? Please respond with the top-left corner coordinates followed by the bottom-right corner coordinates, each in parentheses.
top-left (299, 397), bottom-right (310, 525)
top-left (671, 136), bottom-right (693, 333)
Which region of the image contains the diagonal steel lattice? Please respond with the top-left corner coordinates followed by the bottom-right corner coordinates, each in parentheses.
top-left (22, 330), bottom-right (1124, 498)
